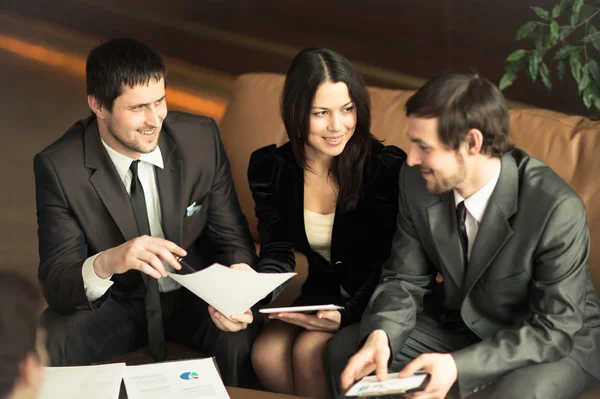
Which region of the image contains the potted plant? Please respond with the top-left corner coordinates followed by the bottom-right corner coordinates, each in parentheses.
top-left (500, 0), bottom-right (600, 113)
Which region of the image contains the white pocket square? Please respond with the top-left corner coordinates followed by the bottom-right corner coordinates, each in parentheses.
top-left (186, 202), bottom-right (202, 217)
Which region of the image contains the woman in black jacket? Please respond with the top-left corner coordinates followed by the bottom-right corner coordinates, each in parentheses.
top-left (248, 47), bottom-right (406, 398)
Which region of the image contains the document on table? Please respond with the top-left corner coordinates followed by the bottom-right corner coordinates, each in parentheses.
top-left (345, 372), bottom-right (428, 396)
top-left (123, 358), bottom-right (229, 399)
top-left (168, 263), bottom-right (296, 319)
top-left (39, 362), bottom-right (125, 399)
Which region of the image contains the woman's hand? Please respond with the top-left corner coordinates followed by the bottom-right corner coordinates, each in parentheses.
top-left (269, 310), bottom-right (341, 332)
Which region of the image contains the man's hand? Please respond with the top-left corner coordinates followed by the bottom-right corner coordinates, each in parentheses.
top-left (399, 353), bottom-right (457, 399)
top-left (93, 236), bottom-right (186, 279)
top-left (268, 310), bottom-right (341, 332)
top-left (340, 329), bottom-right (391, 391)
top-left (209, 306), bottom-right (254, 332)
top-left (207, 263), bottom-right (256, 332)
top-left (229, 263), bottom-right (256, 273)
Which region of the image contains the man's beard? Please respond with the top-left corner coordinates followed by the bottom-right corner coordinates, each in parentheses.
top-left (427, 152), bottom-right (467, 194)
top-left (106, 117), bottom-right (160, 155)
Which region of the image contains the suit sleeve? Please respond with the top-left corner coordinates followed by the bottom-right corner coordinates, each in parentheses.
top-left (34, 153), bottom-right (94, 313)
top-left (247, 145), bottom-right (296, 302)
top-left (452, 196), bottom-right (591, 395)
top-left (339, 145), bottom-right (406, 327)
top-left (358, 163), bottom-right (437, 354)
top-left (202, 120), bottom-right (257, 267)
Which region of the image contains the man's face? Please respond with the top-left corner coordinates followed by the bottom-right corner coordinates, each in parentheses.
top-left (406, 116), bottom-right (467, 194)
top-left (98, 77), bottom-right (167, 158)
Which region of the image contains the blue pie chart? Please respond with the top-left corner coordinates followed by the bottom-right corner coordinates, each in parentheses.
top-left (180, 371), bottom-right (199, 380)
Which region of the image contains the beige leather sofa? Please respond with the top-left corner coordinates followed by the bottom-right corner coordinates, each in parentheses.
top-left (217, 73), bottom-right (600, 398)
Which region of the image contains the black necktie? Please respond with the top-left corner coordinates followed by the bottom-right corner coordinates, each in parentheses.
top-left (456, 201), bottom-right (469, 267)
top-left (129, 160), bottom-right (166, 361)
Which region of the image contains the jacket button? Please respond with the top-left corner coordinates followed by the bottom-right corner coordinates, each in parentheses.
top-left (334, 261), bottom-right (342, 265)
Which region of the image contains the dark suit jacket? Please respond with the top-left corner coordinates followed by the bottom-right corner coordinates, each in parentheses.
top-left (248, 140), bottom-right (406, 327)
top-left (359, 148), bottom-right (600, 396)
top-left (34, 112), bottom-right (256, 314)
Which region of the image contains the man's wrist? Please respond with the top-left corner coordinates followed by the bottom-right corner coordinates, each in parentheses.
top-left (93, 251), bottom-right (111, 279)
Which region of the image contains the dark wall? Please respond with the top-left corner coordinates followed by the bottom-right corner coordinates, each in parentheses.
top-left (1, 0), bottom-right (590, 116)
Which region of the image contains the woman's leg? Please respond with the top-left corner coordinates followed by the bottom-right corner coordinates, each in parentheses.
top-left (251, 319), bottom-right (302, 394)
top-left (292, 330), bottom-right (335, 399)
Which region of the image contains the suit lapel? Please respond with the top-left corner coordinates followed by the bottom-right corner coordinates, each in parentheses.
top-left (463, 154), bottom-right (518, 294)
top-left (84, 119), bottom-right (139, 242)
top-left (155, 124), bottom-right (184, 245)
top-left (428, 192), bottom-right (466, 290)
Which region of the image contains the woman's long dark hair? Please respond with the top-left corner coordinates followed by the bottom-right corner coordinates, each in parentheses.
top-left (281, 47), bottom-right (374, 214)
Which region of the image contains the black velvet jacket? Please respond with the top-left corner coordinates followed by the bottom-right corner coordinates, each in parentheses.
top-left (248, 139), bottom-right (406, 327)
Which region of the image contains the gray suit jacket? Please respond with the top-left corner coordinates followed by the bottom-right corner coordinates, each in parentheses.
top-left (359, 149), bottom-right (600, 396)
top-left (34, 112), bottom-right (256, 314)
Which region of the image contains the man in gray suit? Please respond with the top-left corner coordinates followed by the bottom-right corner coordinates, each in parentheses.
top-left (326, 72), bottom-right (600, 398)
top-left (34, 38), bottom-right (259, 387)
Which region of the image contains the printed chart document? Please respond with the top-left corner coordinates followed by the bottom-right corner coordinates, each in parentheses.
top-left (345, 372), bottom-right (429, 396)
top-left (39, 362), bottom-right (125, 399)
top-left (168, 263), bottom-right (296, 318)
top-left (123, 358), bottom-right (229, 399)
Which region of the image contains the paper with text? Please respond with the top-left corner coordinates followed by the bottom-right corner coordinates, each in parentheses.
top-left (40, 363), bottom-right (125, 399)
top-left (345, 372), bottom-right (428, 396)
top-left (123, 358), bottom-right (229, 399)
top-left (168, 264), bottom-right (296, 318)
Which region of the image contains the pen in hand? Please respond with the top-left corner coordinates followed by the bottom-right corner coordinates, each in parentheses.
top-left (172, 254), bottom-right (196, 274)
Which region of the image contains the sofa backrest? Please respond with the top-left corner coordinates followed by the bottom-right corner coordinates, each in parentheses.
top-left (219, 73), bottom-right (600, 288)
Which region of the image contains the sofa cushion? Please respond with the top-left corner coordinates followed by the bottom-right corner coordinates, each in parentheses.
top-left (219, 73), bottom-right (600, 291)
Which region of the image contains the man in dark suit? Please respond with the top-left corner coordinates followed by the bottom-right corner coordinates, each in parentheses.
top-left (326, 72), bottom-right (600, 398)
top-left (33, 38), bottom-right (259, 387)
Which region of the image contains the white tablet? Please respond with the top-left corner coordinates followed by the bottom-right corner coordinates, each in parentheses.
top-left (259, 304), bottom-right (344, 314)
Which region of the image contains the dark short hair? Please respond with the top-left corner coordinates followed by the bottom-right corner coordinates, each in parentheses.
top-left (281, 47), bottom-right (374, 213)
top-left (0, 271), bottom-right (42, 398)
top-left (86, 38), bottom-right (168, 111)
top-left (405, 72), bottom-right (513, 156)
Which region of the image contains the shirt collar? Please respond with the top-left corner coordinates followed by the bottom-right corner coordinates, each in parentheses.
top-left (100, 138), bottom-right (164, 182)
top-left (453, 162), bottom-right (501, 223)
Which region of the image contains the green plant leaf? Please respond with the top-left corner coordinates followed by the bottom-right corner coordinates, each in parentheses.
top-left (589, 25), bottom-right (600, 52)
top-left (550, 21), bottom-right (560, 43)
top-left (570, 51), bottom-right (583, 81)
top-left (534, 26), bottom-right (545, 50)
top-left (558, 60), bottom-right (568, 80)
top-left (499, 70), bottom-right (517, 90)
top-left (583, 88), bottom-right (594, 108)
top-left (532, 6), bottom-right (551, 21)
top-left (579, 64), bottom-right (591, 94)
top-left (528, 52), bottom-right (541, 81)
top-left (571, 0), bottom-right (584, 25)
top-left (583, 31), bottom-right (600, 43)
top-left (555, 44), bottom-right (578, 60)
top-left (515, 21), bottom-right (538, 40)
top-left (552, 4), bottom-right (562, 18)
top-left (506, 49), bottom-right (527, 62)
top-left (540, 62), bottom-right (552, 90)
top-left (588, 59), bottom-right (600, 81)
top-left (559, 26), bottom-right (570, 40)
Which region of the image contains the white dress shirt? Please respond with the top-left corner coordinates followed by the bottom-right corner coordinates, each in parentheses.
top-left (453, 163), bottom-right (501, 260)
top-left (82, 139), bottom-right (181, 301)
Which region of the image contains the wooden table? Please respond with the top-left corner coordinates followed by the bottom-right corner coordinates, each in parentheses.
top-left (227, 387), bottom-right (309, 398)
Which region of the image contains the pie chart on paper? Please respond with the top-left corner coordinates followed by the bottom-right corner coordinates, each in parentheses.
top-left (180, 371), bottom-right (200, 380)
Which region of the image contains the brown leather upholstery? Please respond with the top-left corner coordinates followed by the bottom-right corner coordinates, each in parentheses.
top-left (218, 73), bottom-right (600, 397)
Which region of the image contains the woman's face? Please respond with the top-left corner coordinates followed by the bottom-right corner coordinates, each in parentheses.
top-left (305, 81), bottom-right (357, 161)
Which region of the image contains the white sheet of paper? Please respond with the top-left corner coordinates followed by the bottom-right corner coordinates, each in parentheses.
top-left (168, 264), bottom-right (296, 318)
top-left (123, 358), bottom-right (230, 399)
top-left (345, 372), bottom-right (427, 396)
top-left (39, 363), bottom-right (125, 399)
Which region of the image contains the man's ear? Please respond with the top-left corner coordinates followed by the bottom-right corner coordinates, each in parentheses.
top-left (464, 128), bottom-right (483, 155)
top-left (87, 95), bottom-right (106, 119)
